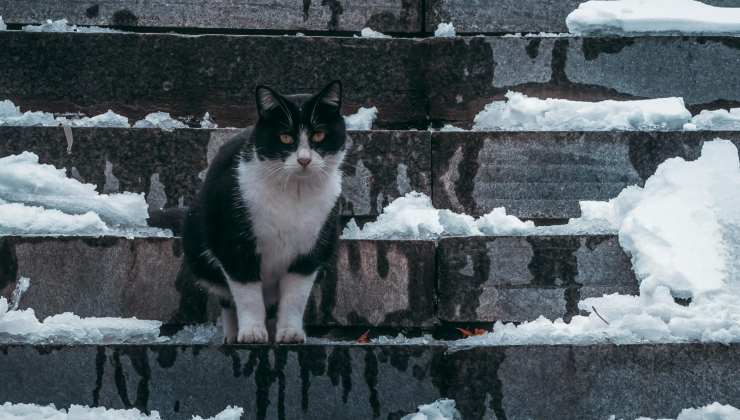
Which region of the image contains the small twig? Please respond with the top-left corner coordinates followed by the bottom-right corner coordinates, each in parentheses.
top-left (591, 306), bottom-right (610, 325)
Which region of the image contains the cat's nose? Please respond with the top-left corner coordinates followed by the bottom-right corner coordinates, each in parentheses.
top-left (297, 157), bottom-right (312, 168)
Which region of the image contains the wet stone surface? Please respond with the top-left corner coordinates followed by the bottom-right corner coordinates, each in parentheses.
top-left (432, 131), bottom-right (740, 219)
top-left (0, 0), bottom-right (422, 33)
top-left (436, 235), bottom-right (638, 323)
top-left (0, 127), bottom-right (431, 221)
top-left (1, 343), bottom-right (739, 420)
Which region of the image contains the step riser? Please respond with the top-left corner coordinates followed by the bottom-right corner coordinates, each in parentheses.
top-left (4, 33), bottom-right (740, 128)
top-left (0, 127), bottom-right (431, 219)
top-left (0, 344), bottom-right (736, 420)
top-left (0, 0), bottom-right (422, 33)
top-left (0, 235), bottom-right (632, 326)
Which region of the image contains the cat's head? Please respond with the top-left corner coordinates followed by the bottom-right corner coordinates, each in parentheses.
top-left (252, 81), bottom-right (346, 180)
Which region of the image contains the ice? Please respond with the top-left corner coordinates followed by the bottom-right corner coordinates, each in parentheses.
top-left (434, 22), bottom-right (456, 37)
top-left (370, 333), bottom-right (436, 345)
top-left (567, 0), bottom-right (740, 36)
top-left (438, 124), bottom-right (465, 132)
top-left (23, 18), bottom-right (120, 33)
top-left (200, 112), bottom-right (218, 129)
top-left (133, 112), bottom-right (188, 131)
top-left (66, 110), bottom-right (130, 128)
top-left (0, 99), bottom-right (130, 128)
top-left (625, 402), bottom-right (740, 420)
top-left (472, 91), bottom-right (692, 131)
top-left (341, 191), bottom-right (534, 240)
top-left (359, 27), bottom-right (391, 38)
top-left (344, 106), bottom-right (378, 130)
top-left (401, 399), bottom-right (462, 420)
top-left (0, 16), bottom-right (7, 31)
top-left (688, 108), bottom-right (740, 130)
top-left (0, 403), bottom-right (244, 420)
top-left (454, 140), bottom-right (740, 346)
top-left (168, 324), bottom-right (221, 344)
top-left (9, 277), bottom-right (30, 311)
top-left (0, 152), bottom-right (148, 226)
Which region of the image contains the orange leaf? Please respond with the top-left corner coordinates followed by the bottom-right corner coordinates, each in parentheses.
top-left (356, 330), bottom-right (370, 343)
top-left (473, 328), bottom-right (487, 336)
top-left (457, 328), bottom-right (474, 337)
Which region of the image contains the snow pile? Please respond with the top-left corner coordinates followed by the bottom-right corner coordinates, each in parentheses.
top-left (0, 403), bottom-right (244, 420)
top-left (401, 399), bottom-right (461, 420)
top-left (344, 106), bottom-right (378, 130)
top-left (0, 100), bottom-right (129, 128)
top-left (22, 18), bottom-right (120, 33)
top-left (133, 112), bottom-right (188, 130)
top-left (67, 110), bottom-right (130, 128)
top-left (623, 402), bottom-right (740, 420)
top-left (0, 16), bottom-right (7, 31)
top-left (687, 108), bottom-right (740, 131)
top-left (456, 140), bottom-right (740, 346)
top-left (567, 0), bottom-right (740, 36)
top-left (200, 112), bottom-right (218, 129)
top-left (359, 27), bottom-right (391, 38)
top-left (342, 192), bottom-right (534, 240)
top-left (434, 22), bottom-right (456, 37)
top-left (473, 91), bottom-right (692, 131)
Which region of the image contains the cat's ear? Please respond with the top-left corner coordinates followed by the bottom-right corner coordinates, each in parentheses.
top-left (255, 85), bottom-right (284, 119)
top-left (314, 80), bottom-right (342, 111)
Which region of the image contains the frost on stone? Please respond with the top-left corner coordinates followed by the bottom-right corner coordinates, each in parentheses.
top-left (133, 112), bottom-right (188, 131)
top-left (688, 108), bottom-right (740, 131)
top-left (359, 27), bottom-right (391, 38)
top-left (401, 399), bottom-right (462, 420)
top-left (455, 140), bottom-right (740, 346)
top-left (341, 191), bottom-right (534, 240)
top-left (434, 22), bottom-right (456, 37)
top-left (23, 18), bottom-right (120, 33)
top-left (567, 0), bottom-right (740, 36)
top-left (472, 92), bottom-right (692, 131)
top-left (622, 402), bottom-right (740, 420)
top-left (200, 112), bottom-right (218, 129)
top-left (0, 402), bottom-right (244, 420)
top-left (344, 106), bottom-right (378, 130)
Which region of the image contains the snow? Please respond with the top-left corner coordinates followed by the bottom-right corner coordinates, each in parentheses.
top-left (625, 402), bottom-right (740, 420)
top-left (438, 124), bottom-right (465, 132)
top-left (455, 139), bottom-right (740, 346)
top-left (344, 106), bottom-right (378, 130)
top-left (434, 22), bottom-right (456, 37)
top-left (200, 112), bottom-right (218, 129)
top-left (472, 92), bottom-right (692, 131)
top-left (688, 108), bottom-right (740, 131)
top-left (567, 0), bottom-right (740, 36)
top-left (341, 191), bottom-right (534, 240)
top-left (67, 110), bottom-right (130, 128)
top-left (0, 403), bottom-right (243, 420)
top-left (359, 27), bottom-right (391, 38)
top-left (133, 112), bottom-right (188, 131)
top-left (401, 399), bottom-right (461, 420)
top-left (22, 18), bottom-right (120, 33)
top-left (0, 16), bottom-right (7, 31)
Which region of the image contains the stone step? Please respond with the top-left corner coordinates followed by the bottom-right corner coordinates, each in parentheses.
top-left (0, 127), bottom-right (430, 221)
top-left (3, 32), bottom-right (740, 128)
top-left (0, 0), bottom-right (422, 33)
top-left (0, 342), bottom-right (737, 419)
top-left (0, 234), bottom-right (634, 327)
top-left (4, 127), bottom-right (738, 222)
top-left (426, 0), bottom-right (740, 34)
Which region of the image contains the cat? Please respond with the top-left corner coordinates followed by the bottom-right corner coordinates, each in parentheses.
top-left (183, 81), bottom-right (346, 343)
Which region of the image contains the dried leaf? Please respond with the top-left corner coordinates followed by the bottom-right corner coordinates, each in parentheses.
top-left (356, 330), bottom-right (370, 343)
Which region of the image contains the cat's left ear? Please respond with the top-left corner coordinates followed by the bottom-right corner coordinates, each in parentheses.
top-left (314, 80), bottom-right (342, 111)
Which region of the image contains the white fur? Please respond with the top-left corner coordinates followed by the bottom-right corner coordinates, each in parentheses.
top-left (276, 272), bottom-right (317, 343)
top-left (227, 279), bottom-right (268, 343)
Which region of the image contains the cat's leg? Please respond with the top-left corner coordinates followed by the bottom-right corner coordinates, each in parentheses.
top-left (276, 271), bottom-right (317, 343)
top-left (227, 279), bottom-right (269, 343)
top-left (219, 299), bottom-right (238, 344)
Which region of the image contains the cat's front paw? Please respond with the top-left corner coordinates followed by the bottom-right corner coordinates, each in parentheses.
top-left (276, 326), bottom-right (306, 344)
top-left (237, 324), bottom-right (269, 344)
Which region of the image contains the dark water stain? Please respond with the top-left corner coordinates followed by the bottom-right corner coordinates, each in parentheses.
top-left (436, 238), bottom-right (491, 321)
top-left (92, 347), bottom-right (107, 406)
top-left (153, 346), bottom-right (177, 368)
top-left (525, 38), bottom-right (541, 59)
top-left (302, 0), bottom-right (312, 20)
top-left (321, 0), bottom-right (344, 31)
top-left (298, 347), bottom-right (328, 411)
top-left (376, 241), bottom-right (390, 279)
top-left (364, 349), bottom-right (381, 418)
top-left (327, 346), bottom-right (353, 403)
top-left (111, 348), bottom-right (152, 413)
top-left (627, 134), bottom-right (702, 181)
top-left (112, 9), bottom-right (139, 26)
top-left (581, 38), bottom-right (635, 61)
top-left (85, 4), bottom-right (100, 18)
top-left (526, 236), bottom-right (581, 321)
top-left (0, 239), bottom-right (18, 296)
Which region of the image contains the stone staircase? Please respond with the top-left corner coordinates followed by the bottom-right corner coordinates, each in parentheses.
top-left (1, 1), bottom-right (740, 419)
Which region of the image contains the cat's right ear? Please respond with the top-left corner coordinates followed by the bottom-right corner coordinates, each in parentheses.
top-left (255, 85), bottom-right (283, 119)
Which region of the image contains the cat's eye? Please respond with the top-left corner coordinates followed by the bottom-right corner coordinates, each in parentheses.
top-left (312, 131), bottom-right (326, 143)
top-left (279, 134), bottom-right (294, 145)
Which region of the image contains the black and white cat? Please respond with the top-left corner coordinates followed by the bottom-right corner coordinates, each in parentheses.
top-left (183, 81), bottom-right (346, 343)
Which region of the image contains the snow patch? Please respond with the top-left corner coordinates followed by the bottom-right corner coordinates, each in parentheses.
top-left (567, 0), bottom-right (740, 36)
top-left (133, 112), bottom-right (188, 131)
top-left (455, 140), bottom-right (740, 346)
top-left (0, 402), bottom-right (243, 420)
top-left (200, 112), bottom-right (218, 129)
top-left (0, 16), bottom-right (7, 31)
top-left (344, 106), bottom-right (378, 130)
top-left (623, 402), bottom-right (740, 420)
top-left (22, 18), bottom-right (120, 33)
top-left (401, 399), bottom-right (462, 420)
top-left (689, 108), bottom-right (740, 131)
top-left (434, 22), bottom-right (456, 37)
top-left (472, 91), bottom-right (691, 131)
top-left (341, 191), bottom-right (534, 240)
top-left (359, 27), bottom-right (391, 38)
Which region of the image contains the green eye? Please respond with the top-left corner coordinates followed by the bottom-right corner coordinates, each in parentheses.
top-left (279, 134), bottom-right (294, 145)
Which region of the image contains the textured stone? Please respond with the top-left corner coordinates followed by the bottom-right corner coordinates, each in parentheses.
top-left (1, 343), bottom-right (739, 419)
top-left (432, 131), bottom-right (740, 219)
top-left (0, 127), bottom-right (432, 219)
top-left (0, 0), bottom-right (422, 32)
top-left (426, 36), bottom-right (740, 125)
top-left (0, 237), bottom-right (437, 327)
top-left (436, 235), bottom-right (637, 322)
top-left (0, 32), bottom-right (427, 129)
